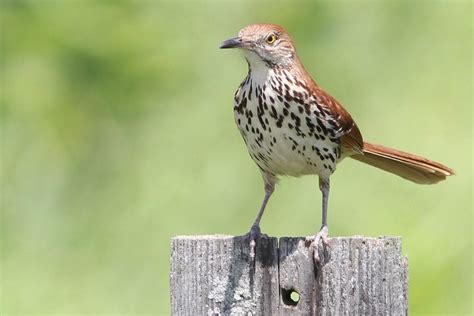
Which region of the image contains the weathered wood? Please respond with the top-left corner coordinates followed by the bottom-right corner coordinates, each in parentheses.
top-left (170, 235), bottom-right (408, 315)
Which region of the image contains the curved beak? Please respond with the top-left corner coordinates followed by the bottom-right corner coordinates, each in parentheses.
top-left (219, 37), bottom-right (246, 49)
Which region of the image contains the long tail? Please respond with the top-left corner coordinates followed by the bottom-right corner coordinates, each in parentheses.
top-left (350, 142), bottom-right (455, 184)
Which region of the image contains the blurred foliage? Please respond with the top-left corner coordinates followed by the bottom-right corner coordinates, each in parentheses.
top-left (0, 0), bottom-right (472, 315)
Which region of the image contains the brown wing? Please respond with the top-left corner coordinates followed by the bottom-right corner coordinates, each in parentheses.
top-left (314, 87), bottom-right (364, 154)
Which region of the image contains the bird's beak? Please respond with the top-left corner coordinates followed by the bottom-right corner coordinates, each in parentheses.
top-left (219, 37), bottom-right (247, 49)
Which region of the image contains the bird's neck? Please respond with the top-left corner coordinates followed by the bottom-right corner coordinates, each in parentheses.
top-left (246, 57), bottom-right (316, 90)
top-left (246, 62), bottom-right (272, 85)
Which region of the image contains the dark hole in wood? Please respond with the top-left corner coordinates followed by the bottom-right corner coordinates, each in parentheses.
top-left (282, 288), bottom-right (300, 306)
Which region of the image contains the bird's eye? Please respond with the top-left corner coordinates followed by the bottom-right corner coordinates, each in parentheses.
top-left (265, 34), bottom-right (277, 45)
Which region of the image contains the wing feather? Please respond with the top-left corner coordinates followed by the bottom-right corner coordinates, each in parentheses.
top-left (313, 87), bottom-right (363, 154)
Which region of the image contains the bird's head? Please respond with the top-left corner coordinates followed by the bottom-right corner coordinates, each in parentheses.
top-left (220, 23), bottom-right (297, 69)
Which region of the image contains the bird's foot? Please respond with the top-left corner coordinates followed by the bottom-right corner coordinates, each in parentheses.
top-left (248, 224), bottom-right (261, 261)
top-left (305, 226), bottom-right (330, 266)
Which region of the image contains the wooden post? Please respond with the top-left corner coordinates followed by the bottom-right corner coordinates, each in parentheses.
top-left (170, 235), bottom-right (408, 315)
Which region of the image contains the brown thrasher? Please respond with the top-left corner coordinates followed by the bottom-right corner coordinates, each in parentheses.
top-left (220, 24), bottom-right (454, 263)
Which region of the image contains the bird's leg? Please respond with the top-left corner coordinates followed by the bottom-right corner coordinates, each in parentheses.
top-left (306, 178), bottom-right (330, 265)
top-left (249, 181), bottom-right (274, 260)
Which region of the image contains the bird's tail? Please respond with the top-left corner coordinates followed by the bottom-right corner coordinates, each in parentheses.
top-left (350, 142), bottom-right (455, 184)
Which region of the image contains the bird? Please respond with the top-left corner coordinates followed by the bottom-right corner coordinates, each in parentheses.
top-left (219, 23), bottom-right (454, 264)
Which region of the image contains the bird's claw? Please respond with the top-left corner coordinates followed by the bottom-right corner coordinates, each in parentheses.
top-left (306, 226), bottom-right (330, 266)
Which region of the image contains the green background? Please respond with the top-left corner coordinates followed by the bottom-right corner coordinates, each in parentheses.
top-left (1, 1), bottom-right (472, 315)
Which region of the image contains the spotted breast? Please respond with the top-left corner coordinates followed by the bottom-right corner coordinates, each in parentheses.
top-left (233, 66), bottom-right (352, 183)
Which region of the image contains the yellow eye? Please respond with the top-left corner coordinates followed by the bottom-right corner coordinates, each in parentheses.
top-left (265, 34), bottom-right (277, 44)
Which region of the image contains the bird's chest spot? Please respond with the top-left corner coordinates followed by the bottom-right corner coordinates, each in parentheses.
top-left (233, 72), bottom-right (340, 177)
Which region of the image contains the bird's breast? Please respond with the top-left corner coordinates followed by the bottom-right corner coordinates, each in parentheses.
top-left (233, 69), bottom-right (343, 178)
